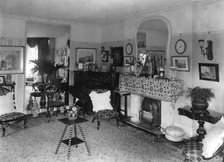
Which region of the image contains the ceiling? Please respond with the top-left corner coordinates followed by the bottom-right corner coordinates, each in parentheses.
top-left (0, 0), bottom-right (206, 25)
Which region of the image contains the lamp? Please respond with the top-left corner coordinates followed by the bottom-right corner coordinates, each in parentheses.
top-left (198, 39), bottom-right (206, 56)
top-left (198, 31), bottom-right (213, 60)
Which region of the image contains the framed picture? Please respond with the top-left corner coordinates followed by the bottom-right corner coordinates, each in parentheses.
top-left (111, 47), bottom-right (123, 66)
top-left (101, 65), bottom-right (106, 72)
top-left (137, 32), bottom-right (146, 48)
top-left (109, 64), bottom-right (117, 73)
top-left (171, 56), bottom-right (189, 71)
top-left (0, 76), bottom-right (5, 85)
top-left (124, 56), bottom-right (134, 65)
top-left (102, 50), bottom-right (109, 62)
top-left (76, 48), bottom-right (96, 65)
top-left (0, 46), bottom-right (24, 74)
top-left (199, 63), bottom-right (219, 82)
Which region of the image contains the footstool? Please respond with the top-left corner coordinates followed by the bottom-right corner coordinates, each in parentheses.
top-left (0, 112), bottom-right (27, 137)
top-left (165, 126), bottom-right (185, 142)
top-left (92, 109), bottom-right (119, 130)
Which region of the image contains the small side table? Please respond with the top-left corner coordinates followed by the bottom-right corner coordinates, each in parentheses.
top-left (55, 117), bottom-right (91, 160)
top-left (178, 106), bottom-right (223, 141)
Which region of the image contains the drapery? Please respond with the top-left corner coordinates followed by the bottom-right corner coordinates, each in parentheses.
top-left (27, 38), bottom-right (49, 60)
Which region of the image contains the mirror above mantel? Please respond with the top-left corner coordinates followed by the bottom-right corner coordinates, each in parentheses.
top-left (136, 18), bottom-right (169, 78)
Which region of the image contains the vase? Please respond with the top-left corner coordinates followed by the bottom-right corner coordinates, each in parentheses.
top-left (67, 110), bottom-right (78, 120)
top-left (31, 99), bottom-right (39, 117)
top-left (191, 99), bottom-right (209, 112)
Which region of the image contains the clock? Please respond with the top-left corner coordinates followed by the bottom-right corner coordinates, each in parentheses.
top-left (125, 43), bottom-right (133, 55)
top-left (175, 39), bottom-right (186, 54)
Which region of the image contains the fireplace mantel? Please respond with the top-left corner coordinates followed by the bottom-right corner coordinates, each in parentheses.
top-left (119, 74), bottom-right (183, 102)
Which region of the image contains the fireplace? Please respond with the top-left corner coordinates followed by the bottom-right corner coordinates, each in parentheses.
top-left (119, 74), bottom-right (184, 135)
top-left (139, 97), bottom-right (161, 129)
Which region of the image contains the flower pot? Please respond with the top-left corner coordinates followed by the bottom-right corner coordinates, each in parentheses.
top-left (67, 110), bottom-right (78, 120)
top-left (191, 99), bottom-right (209, 111)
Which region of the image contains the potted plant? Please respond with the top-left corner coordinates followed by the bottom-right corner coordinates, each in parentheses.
top-left (186, 86), bottom-right (215, 111)
top-left (30, 59), bottom-right (64, 83)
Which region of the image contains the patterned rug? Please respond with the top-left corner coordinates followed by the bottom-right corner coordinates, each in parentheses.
top-left (0, 114), bottom-right (185, 162)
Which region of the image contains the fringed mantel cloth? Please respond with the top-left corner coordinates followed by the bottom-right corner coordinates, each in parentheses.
top-left (119, 74), bottom-right (184, 102)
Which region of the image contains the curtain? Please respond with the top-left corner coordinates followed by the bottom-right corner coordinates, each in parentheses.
top-left (27, 38), bottom-right (49, 60)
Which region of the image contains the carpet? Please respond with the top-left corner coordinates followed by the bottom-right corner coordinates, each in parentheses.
top-left (0, 114), bottom-right (185, 162)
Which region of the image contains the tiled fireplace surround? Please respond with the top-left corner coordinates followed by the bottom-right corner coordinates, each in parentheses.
top-left (119, 74), bottom-right (184, 134)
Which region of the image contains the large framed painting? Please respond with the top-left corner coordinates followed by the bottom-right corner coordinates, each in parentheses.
top-left (111, 47), bottom-right (123, 66)
top-left (199, 63), bottom-right (219, 82)
top-left (0, 46), bottom-right (24, 74)
top-left (76, 48), bottom-right (96, 65)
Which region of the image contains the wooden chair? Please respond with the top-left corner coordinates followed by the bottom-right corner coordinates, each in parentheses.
top-left (45, 84), bottom-right (66, 122)
top-left (0, 83), bottom-right (27, 136)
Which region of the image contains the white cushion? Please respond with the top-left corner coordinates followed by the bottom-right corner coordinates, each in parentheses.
top-left (0, 92), bottom-right (14, 115)
top-left (89, 90), bottom-right (113, 112)
top-left (202, 116), bottom-right (224, 158)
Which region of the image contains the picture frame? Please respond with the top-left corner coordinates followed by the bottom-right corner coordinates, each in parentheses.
top-left (171, 56), bottom-right (189, 71)
top-left (0, 76), bottom-right (5, 85)
top-left (109, 64), bottom-right (117, 73)
top-left (76, 48), bottom-right (96, 65)
top-left (101, 50), bottom-right (109, 62)
top-left (111, 47), bottom-right (123, 66)
top-left (101, 65), bottom-right (106, 72)
top-left (137, 32), bottom-right (146, 48)
top-left (0, 46), bottom-right (24, 74)
top-left (199, 63), bottom-right (219, 82)
top-left (124, 56), bottom-right (135, 65)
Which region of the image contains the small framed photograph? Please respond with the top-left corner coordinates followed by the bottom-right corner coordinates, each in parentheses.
top-left (101, 65), bottom-right (106, 72)
top-left (199, 63), bottom-right (219, 82)
top-left (0, 76), bottom-right (5, 85)
top-left (102, 50), bottom-right (109, 62)
top-left (124, 56), bottom-right (135, 65)
top-left (109, 64), bottom-right (117, 73)
top-left (171, 56), bottom-right (189, 71)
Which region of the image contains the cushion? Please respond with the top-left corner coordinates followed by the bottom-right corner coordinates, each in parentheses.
top-left (165, 126), bottom-right (185, 142)
top-left (0, 92), bottom-right (14, 115)
top-left (202, 116), bottom-right (224, 158)
top-left (89, 90), bottom-right (113, 112)
top-left (183, 141), bottom-right (203, 162)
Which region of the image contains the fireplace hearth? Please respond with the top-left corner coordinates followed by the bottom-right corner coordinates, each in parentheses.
top-left (139, 97), bottom-right (161, 128)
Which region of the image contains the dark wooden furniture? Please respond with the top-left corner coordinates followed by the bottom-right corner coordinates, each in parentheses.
top-left (0, 83), bottom-right (27, 136)
top-left (69, 71), bottom-right (120, 114)
top-left (45, 84), bottom-right (66, 122)
top-left (55, 117), bottom-right (91, 160)
top-left (178, 106), bottom-right (223, 141)
top-left (114, 89), bottom-right (130, 118)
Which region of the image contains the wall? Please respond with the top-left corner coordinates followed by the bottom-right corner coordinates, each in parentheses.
top-left (0, 17), bottom-right (26, 113)
top-left (122, 1), bottom-right (224, 137)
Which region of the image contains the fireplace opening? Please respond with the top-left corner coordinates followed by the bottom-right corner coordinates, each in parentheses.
top-left (139, 97), bottom-right (161, 131)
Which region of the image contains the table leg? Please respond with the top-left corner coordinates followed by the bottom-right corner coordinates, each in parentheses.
top-left (78, 124), bottom-right (91, 156)
top-left (196, 120), bottom-right (206, 142)
top-left (74, 124), bottom-right (78, 148)
top-left (55, 126), bottom-right (67, 154)
top-left (67, 126), bottom-right (73, 160)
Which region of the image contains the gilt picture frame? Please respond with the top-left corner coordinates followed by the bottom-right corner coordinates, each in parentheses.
top-left (76, 48), bottom-right (96, 65)
top-left (0, 76), bottom-right (5, 85)
top-left (199, 63), bottom-right (219, 82)
top-left (0, 46), bottom-right (24, 74)
top-left (171, 56), bottom-right (189, 71)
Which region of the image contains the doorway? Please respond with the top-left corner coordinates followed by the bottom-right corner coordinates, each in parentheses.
top-left (25, 21), bottom-right (71, 112)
